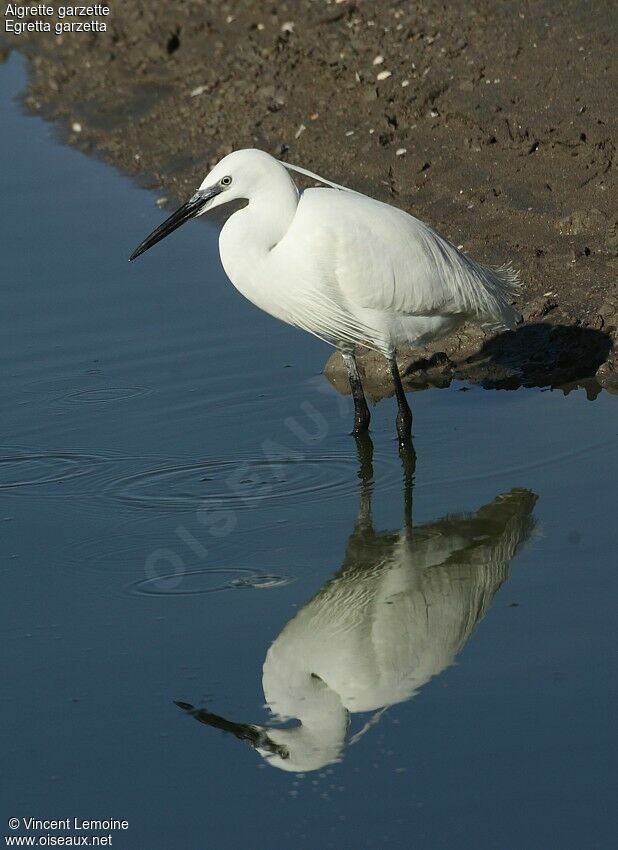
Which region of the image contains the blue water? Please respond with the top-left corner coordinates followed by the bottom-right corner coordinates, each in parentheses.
top-left (1, 52), bottom-right (616, 849)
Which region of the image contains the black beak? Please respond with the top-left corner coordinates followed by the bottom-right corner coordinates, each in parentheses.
top-left (174, 700), bottom-right (290, 759)
top-left (129, 186), bottom-right (221, 261)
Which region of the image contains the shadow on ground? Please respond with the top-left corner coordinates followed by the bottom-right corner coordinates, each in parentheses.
top-left (325, 323), bottom-right (616, 401)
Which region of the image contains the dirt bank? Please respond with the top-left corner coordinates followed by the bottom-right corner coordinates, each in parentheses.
top-left (5, 0), bottom-right (617, 393)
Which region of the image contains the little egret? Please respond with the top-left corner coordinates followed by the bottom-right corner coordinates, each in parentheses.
top-left (175, 441), bottom-right (536, 772)
top-left (130, 149), bottom-right (521, 443)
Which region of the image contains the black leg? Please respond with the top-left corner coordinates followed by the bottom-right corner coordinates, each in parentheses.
top-left (388, 355), bottom-right (413, 446)
top-left (353, 431), bottom-right (374, 528)
top-left (342, 351), bottom-right (371, 434)
top-left (399, 439), bottom-right (416, 531)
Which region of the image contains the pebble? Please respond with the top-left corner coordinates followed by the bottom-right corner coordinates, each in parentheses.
top-left (522, 296), bottom-right (558, 321)
top-left (376, 70), bottom-right (392, 81)
top-left (559, 208), bottom-right (606, 235)
top-left (606, 225), bottom-right (618, 255)
top-left (71, 122), bottom-right (82, 133)
top-left (190, 85), bottom-right (207, 97)
top-left (396, 148), bottom-right (407, 156)
top-left (372, 55), bottom-right (384, 65)
top-left (258, 84), bottom-right (276, 99)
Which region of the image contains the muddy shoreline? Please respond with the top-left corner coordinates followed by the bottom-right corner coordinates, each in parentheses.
top-left (5, 0), bottom-right (617, 392)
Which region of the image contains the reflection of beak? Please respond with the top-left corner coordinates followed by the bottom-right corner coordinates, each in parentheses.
top-left (129, 186), bottom-right (222, 261)
top-left (174, 700), bottom-right (290, 760)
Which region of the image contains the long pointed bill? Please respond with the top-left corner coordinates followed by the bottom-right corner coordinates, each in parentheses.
top-left (129, 186), bottom-right (221, 261)
top-left (174, 701), bottom-right (290, 759)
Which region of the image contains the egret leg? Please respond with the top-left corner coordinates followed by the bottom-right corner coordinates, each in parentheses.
top-left (399, 439), bottom-right (416, 531)
top-left (342, 351), bottom-right (371, 434)
top-left (388, 355), bottom-right (413, 446)
top-left (353, 431), bottom-right (374, 521)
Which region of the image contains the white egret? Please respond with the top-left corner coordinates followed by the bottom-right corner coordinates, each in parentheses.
top-left (175, 445), bottom-right (536, 772)
top-left (130, 149), bottom-right (521, 443)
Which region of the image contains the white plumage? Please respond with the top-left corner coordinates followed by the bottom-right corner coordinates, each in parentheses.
top-left (176, 486), bottom-right (536, 772)
top-left (131, 148), bottom-right (521, 441)
top-left (214, 150), bottom-right (521, 352)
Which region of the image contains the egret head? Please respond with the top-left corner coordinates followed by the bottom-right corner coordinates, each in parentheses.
top-left (174, 700), bottom-right (346, 774)
top-left (129, 149), bottom-right (294, 261)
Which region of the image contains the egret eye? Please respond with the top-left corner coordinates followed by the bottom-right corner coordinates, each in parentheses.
top-left (220, 176), bottom-right (232, 187)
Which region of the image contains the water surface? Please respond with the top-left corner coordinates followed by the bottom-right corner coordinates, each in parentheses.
top-left (1, 53), bottom-right (616, 850)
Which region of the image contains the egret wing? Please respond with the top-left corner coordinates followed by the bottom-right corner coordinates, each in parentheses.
top-left (296, 189), bottom-right (520, 326)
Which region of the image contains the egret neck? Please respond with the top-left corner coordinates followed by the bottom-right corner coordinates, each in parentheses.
top-left (258, 667), bottom-right (349, 772)
top-left (218, 166), bottom-right (299, 301)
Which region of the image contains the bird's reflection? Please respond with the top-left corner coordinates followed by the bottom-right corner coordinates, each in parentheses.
top-left (176, 438), bottom-right (536, 772)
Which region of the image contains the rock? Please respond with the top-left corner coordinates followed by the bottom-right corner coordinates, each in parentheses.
top-left (521, 297), bottom-right (558, 321)
top-left (559, 208), bottom-right (607, 235)
top-left (257, 84), bottom-right (276, 99)
top-left (596, 359), bottom-right (618, 394)
top-left (605, 222), bottom-right (618, 255)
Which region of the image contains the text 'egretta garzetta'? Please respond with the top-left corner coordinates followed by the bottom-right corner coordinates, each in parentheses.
top-left (130, 149), bottom-right (521, 445)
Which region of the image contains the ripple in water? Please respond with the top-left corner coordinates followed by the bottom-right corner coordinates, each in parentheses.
top-left (63, 386), bottom-right (151, 405)
top-left (26, 376), bottom-right (152, 408)
top-left (0, 450), bottom-right (104, 491)
top-left (67, 515), bottom-right (298, 579)
top-left (104, 451), bottom-right (402, 514)
top-left (129, 567), bottom-right (293, 597)
top-left (229, 574), bottom-right (291, 590)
